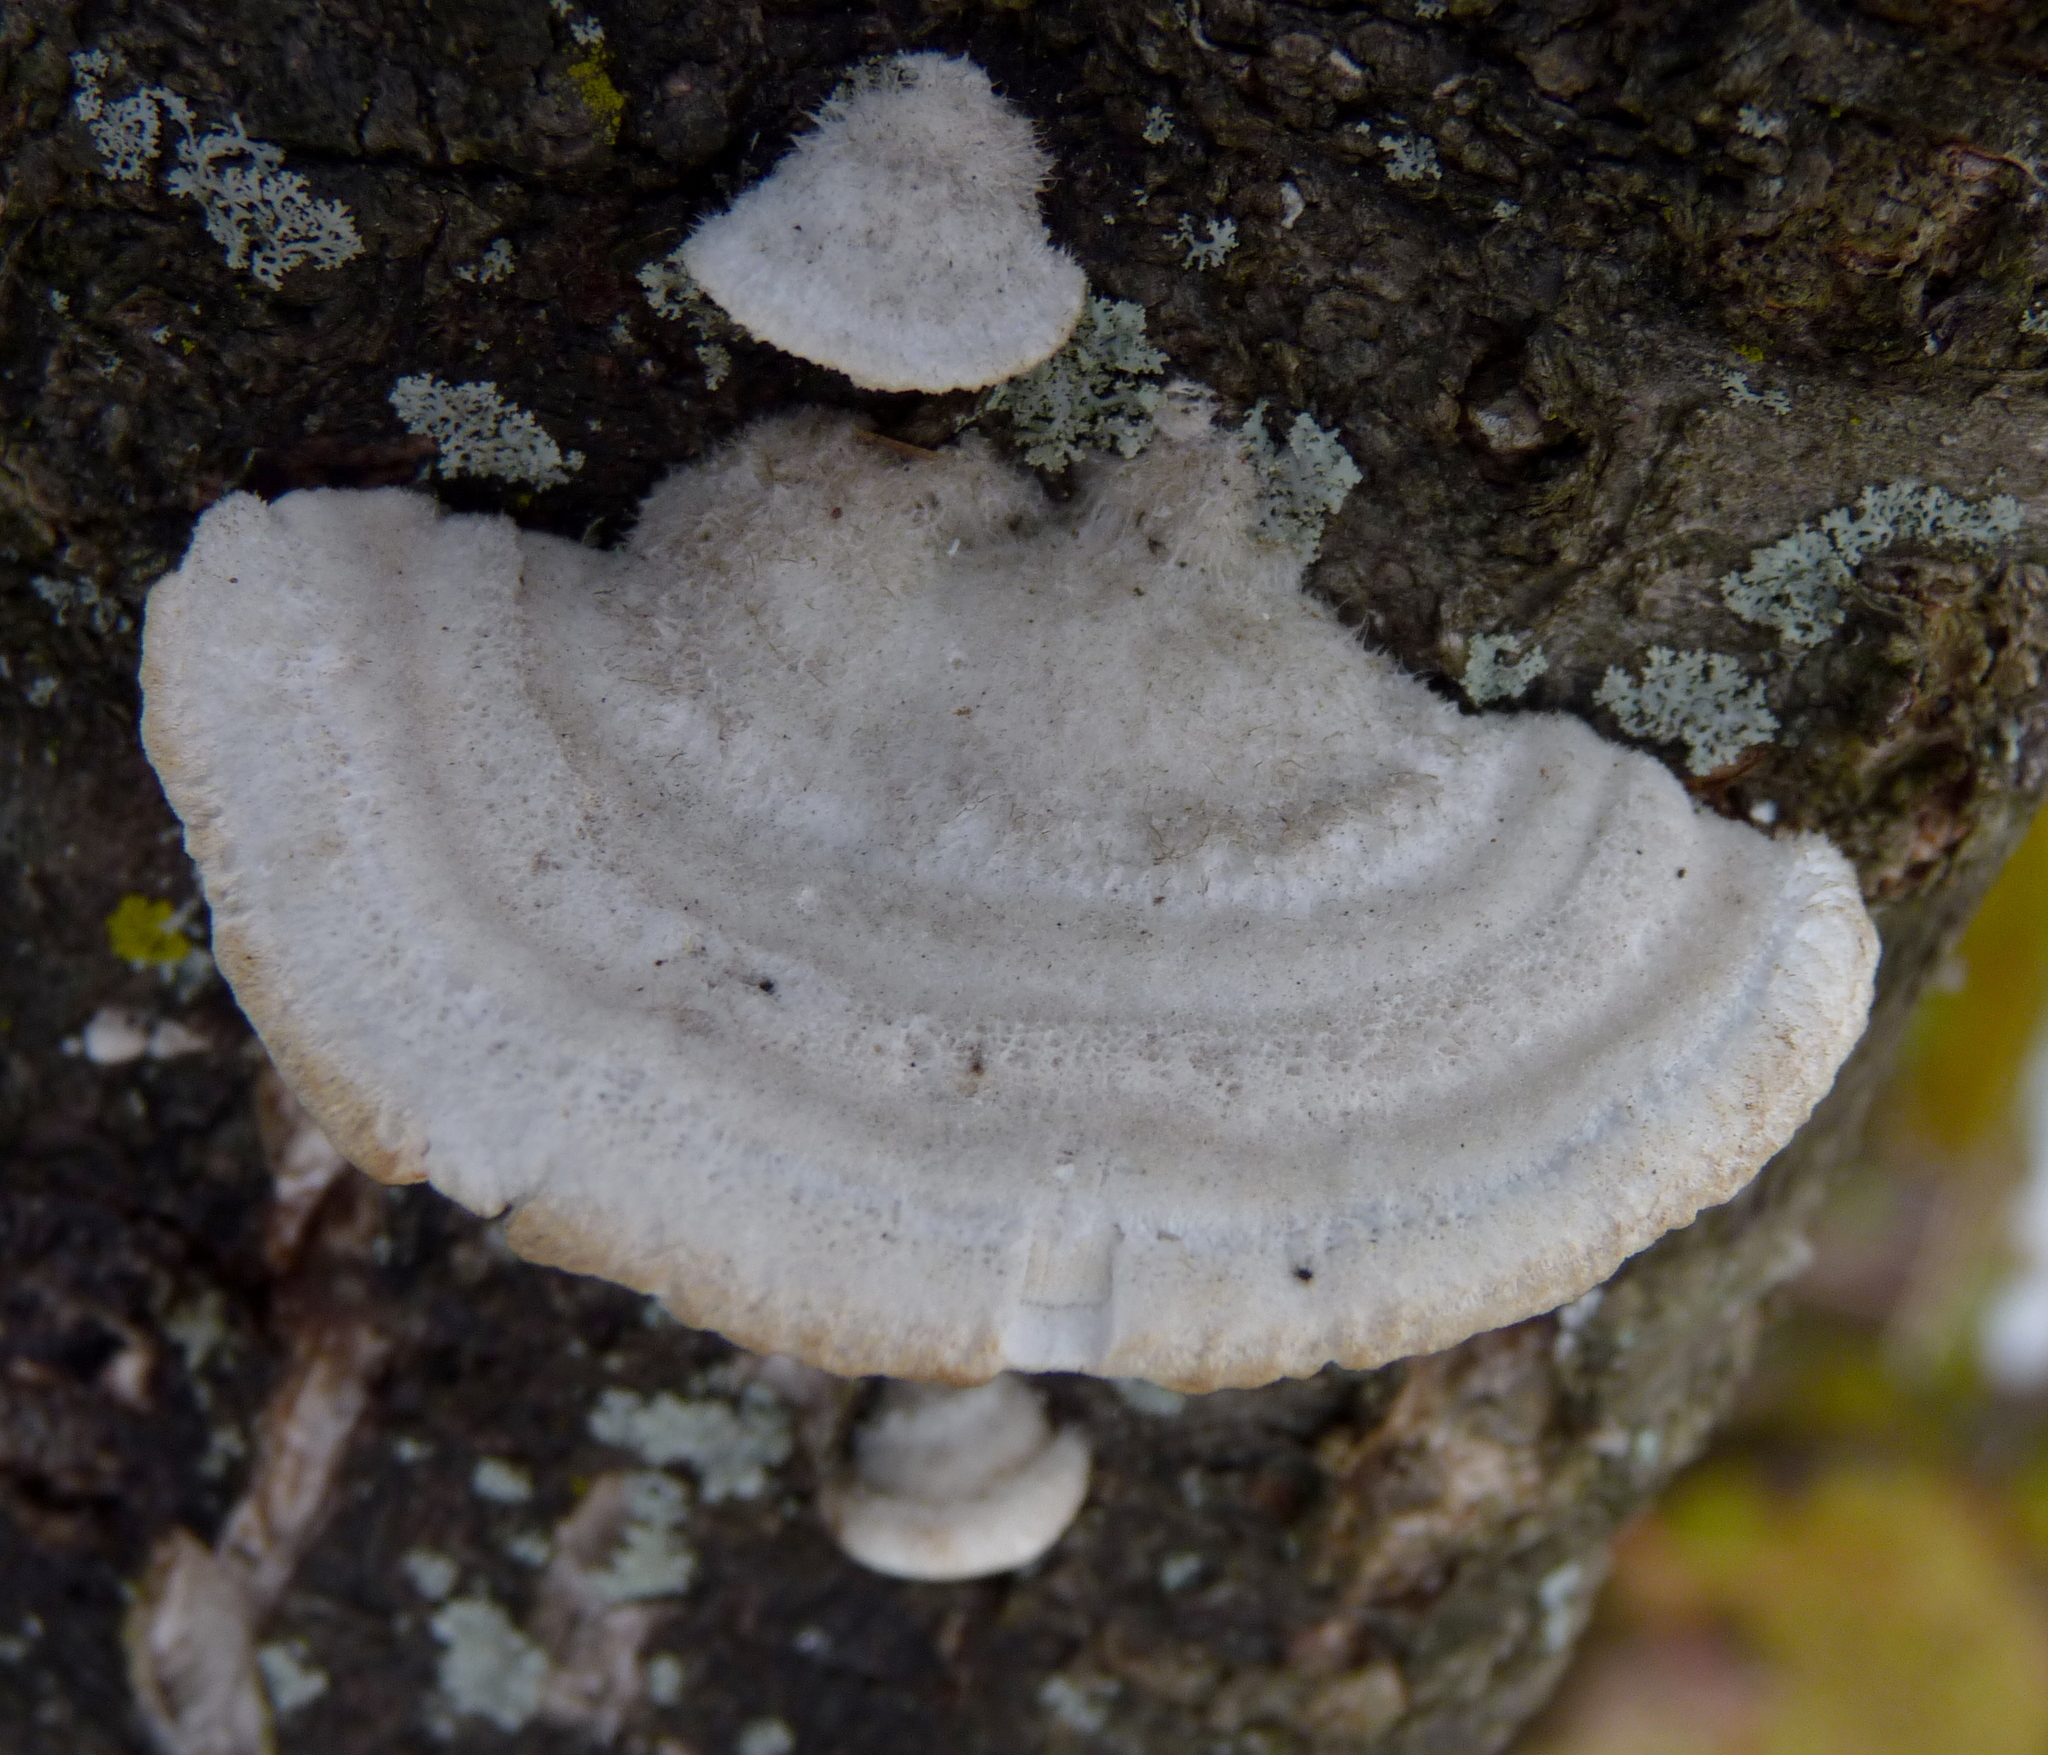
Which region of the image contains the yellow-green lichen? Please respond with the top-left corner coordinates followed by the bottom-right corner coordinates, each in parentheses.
top-left (565, 56), bottom-right (624, 145)
top-left (106, 895), bottom-right (191, 968)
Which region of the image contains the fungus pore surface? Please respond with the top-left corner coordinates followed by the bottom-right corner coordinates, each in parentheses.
top-left (141, 411), bottom-right (1876, 1390)
top-left (680, 54), bottom-right (1085, 392)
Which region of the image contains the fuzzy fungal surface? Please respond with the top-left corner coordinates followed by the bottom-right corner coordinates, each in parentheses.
top-left (10, 1), bottom-right (2048, 1752)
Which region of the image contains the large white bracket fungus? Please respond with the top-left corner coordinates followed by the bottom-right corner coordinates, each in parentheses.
top-left (823, 1375), bottom-right (1091, 1581)
top-left (680, 53), bottom-right (1086, 392)
top-left (141, 410), bottom-right (1876, 1393)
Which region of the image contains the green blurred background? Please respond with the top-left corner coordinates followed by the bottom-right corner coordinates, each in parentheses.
top-left (1513, 815), bottom-right (2048, 1755)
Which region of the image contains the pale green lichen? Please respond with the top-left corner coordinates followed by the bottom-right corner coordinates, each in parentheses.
top-left (69, 51), bottom-right (159, 179)
top-left (69, 54), bottom-right (362, 287)
top-left (32, 574), bottom-right (129, 635)
top-left (587, 1471), bottom-right (697, 1604)
top-left (1170, 213), bottom-right (1239, 269)
top-left (256, 1642), bottom-right (328, 1717)
top-left (402, 1549), bottom-right (459, 1601)
top-left (1040, 1675), bottom-right (1119, 1734)
top-left (1378, 130), bottom-right (1442, 184)
top-left (1462, 632), bottom-right (1550, 706)
top-left (637, 249), bottom-right (736, 390)
top-left (1142, 105), bottom-right (1174, 145)
top-left (503, 1529), bottom-right (552, 1567)
top-left (982, 295), bottom-right (1168, 470)
top-left (454, 237), bottom-right (514, 285)
top-left (430, 1597), bottom-right (547, 1733)
top-left (637, 246), bottom-right (714, 323)
top-left (1595, 647), bottom-right (1777, 775)
top-left (737, 1720), bottom-right (797, 1755)
top-left (1537, 1561), bottom-right (1591, 1654)
top-left (1239, 403), bottom-right (1363, 559)
top-left (588, 1386), bottom-right (791, 1503)
top-left (1113, 1379), bottom-right (1186, 1418)
top-left (389, 375), bottom-right (585, 489)
top-left (1710, 366), bottom-right (1791, 415)
top-left (1721, 479), bottom-right (2023, 648)
top-left (170, 112), bottom-right (364, 287)
top-left (471, 1457), bottom-right (534, 1504)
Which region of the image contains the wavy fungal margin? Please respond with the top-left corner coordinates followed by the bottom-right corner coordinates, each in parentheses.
top-left (141, 413), bottom-right (1876, 1390)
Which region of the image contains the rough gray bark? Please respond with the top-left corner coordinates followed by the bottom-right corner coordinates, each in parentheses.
top-left (5, 1), bottom-right (2048, 1751)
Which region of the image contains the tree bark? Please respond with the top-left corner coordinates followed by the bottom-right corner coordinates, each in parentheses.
top-left (6, 1), bottom-right (2048, 1750)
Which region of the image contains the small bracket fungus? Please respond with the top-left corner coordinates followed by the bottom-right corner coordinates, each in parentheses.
top-left (142, 405), bottom-right (1877, 1392)
top-left (823, 1375), bottom-right (1091, 1581)
top-left (680, 54), bottom-right (1085, 391)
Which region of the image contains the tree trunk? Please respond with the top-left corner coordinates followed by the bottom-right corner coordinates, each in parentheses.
top-left (6, 1), bottom-right (2048, 1750)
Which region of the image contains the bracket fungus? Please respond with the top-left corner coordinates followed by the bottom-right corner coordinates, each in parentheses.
top-left (679, 53), bottom-right (1086, 392)
top-left (824, 1376), bottom-right (1091, 1582)
top-left (140, 405), bottom-right (1877, 1398)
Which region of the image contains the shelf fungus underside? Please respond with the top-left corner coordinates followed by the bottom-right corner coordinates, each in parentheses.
top-left (141, 412), bottom-right (1877, 1391)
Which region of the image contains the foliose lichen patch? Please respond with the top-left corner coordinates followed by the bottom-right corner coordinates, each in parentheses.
top-left (69, 52), bottom-right (363, 290)
top-left (588, 1387), bottom-right (792, 1504)
top-left (981, 295), bottom-right (1168, 469)
top-left (1239, 402), bottom-right (1364, 559)
top-left (1595, 648), bottom-right (1779, 776)
top-left (387, 375), bottom-right (585, 490)
top-left (1722, 480), bottom-right (2024, 649)
top-left (1463, 633), bottom-right (1550, 707)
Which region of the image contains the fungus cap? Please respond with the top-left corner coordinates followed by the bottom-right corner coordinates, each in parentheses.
top-left (140, 411), bottom-right (1876, 1391)
top-left (680, 53), bottom-right (1086, 391)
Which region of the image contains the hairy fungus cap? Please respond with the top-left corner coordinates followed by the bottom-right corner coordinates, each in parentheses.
top-left (141, 410), bottom-right (1876, 1392)
top-left (823, 1377), bottom-right (1091, 1581)
top-left (680, 53), bottom-right (1085, 391)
